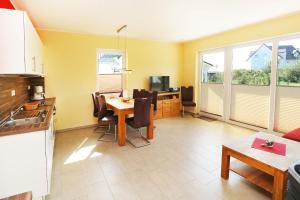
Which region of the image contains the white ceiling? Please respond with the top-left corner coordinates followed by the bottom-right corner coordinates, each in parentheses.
top-left (11, 0), bottom-right (300, 42)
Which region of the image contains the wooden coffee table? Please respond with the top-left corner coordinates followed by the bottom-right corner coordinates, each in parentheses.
top-left (0, 192), bottom-right (32, 200)
top-left (221, 132), bottom-right (300, 200)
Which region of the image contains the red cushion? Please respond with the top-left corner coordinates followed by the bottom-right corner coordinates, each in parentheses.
top-left (282, 128), bottom-right (300, 142)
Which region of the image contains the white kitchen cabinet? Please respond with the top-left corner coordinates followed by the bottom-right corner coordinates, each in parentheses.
top-left (45, 116), bottom-right (55, 193)
top-left (0, 8), bottom-right (43, 75)
top-left (0, 116), bottom-right (54, 200)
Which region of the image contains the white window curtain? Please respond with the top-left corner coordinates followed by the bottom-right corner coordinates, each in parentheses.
top-left (230, 85), bottom-right (270, 128)
top-left (274, 87), bottom-right (300, 132)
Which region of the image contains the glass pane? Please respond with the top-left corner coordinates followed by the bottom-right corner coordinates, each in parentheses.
top-left (98, 52), bottom-right (123, 74)
top-left (277, 38), bottom-right (300, 87)
top-left (232, 43), bottom-right (272, 86)
top-left (202, 52), bottom-right (224, 84)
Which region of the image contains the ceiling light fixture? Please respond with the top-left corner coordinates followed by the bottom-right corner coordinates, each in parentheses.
top-left (115, 25), bottom-right (133, 74)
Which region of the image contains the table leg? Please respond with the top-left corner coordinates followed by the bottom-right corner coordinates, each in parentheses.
top-left (272, 170), bottom-right (287, 200)
top-left (147, 105), bottom-right (154, 139)
top-left (118, 111), bottom-right (126, 146)
top-left (221, 146), bottom-right (230, 179)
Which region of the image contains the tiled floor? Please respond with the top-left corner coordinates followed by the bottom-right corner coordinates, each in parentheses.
top-left (47, 116), bottom-right (272, 200)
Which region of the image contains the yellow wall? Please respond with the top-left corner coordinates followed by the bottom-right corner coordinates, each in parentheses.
top-left (39, 12), bottom-right (300, 130)
top-left (39, 30), bottom-right (183, 130)
top-left (183, 12), bottom-right (300, 105)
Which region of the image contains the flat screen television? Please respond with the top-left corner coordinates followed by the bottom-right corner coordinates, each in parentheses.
top-left (149, 76), bottom-right (170, 92)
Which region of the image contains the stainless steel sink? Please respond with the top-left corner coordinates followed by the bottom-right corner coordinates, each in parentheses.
top-left (1, 109), bottom-right (47, 128)
top-left (4, 117), bottom-right (42, 127)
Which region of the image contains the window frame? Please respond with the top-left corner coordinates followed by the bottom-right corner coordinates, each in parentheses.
top-left (96, 49), bottom-right (125, 75)
top-left (96, 49), bottom-right (125, 93)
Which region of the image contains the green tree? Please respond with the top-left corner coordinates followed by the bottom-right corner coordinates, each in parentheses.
top-left (232, 62), bottom-right (271, 85)
top-left (208, 72), bottom-right (223, 83)
top-left (278, 59), bottom-right (300, 86)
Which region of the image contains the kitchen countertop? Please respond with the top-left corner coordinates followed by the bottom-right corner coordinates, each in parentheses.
top-left (0, 98), bottom-right (56, 137)
top-left (0, 192), bottom-right (32, 200)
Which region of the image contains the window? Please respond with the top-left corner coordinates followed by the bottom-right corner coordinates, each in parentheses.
top-left (277, 38), bottom-right (300, 87)
top-left (96, 50), bottom-right (124, 93)
top-left (200, 51), bottom-right (224, 116)
top-left (275, 37), bottom-right (300, 132)
top-left (230, 43), bottom-right (272, 128)
top-left (232, 43), bottom-right (272, 86)
top-left (201, 52), bottom-right (224, 84)
top-left (97, 50), bottom-right (124, 74)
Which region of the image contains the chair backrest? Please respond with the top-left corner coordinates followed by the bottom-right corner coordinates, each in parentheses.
top-left (97, 95), bottom-right (108, 119)
top-left (133, 97), bottom-right (152, 128)
top-left (181, 86), bottom-right (193, 101)
top-left (133, 89), bottom-right (157, 111)
top-left (133, 89), bottom-right (152, 99)
top-left (151, 91), bottom-right (158, 111)
top-left (133, 89), bottom-right (139, 99)
top-left (92, 93), bottom-right (100, 117)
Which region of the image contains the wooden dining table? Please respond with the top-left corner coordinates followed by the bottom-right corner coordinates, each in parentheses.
top-left (106, 98), bottom-right (154, 146)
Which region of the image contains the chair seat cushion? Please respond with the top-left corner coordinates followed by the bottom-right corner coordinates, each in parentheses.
top-left (182, 101), bottom-right (196, 107)
top-left (99, 113), bottom-right (118, 124)
top-left (106, 110), bottom-right (115, 116)
top-left (282, 128), bottom-right (300, 142)
top-left (126, 117), bottom-right (140, 129)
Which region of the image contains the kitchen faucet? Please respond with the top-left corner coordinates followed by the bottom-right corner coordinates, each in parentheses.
top-left (10, 111), bottom-right (14, 120)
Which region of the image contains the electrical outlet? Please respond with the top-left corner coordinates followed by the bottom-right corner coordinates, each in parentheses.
top-left (11, 90), bottom-right (16, 96)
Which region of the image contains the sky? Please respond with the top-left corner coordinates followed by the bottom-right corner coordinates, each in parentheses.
top-left (232, 43), bottom-right (270, 70)
top-left (280, 38), bottom-right (300, 48)
top-left (203, 52), bottom-right (224, 72)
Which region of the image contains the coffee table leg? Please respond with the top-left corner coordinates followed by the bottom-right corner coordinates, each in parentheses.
top-left (273, 170), bottom-right (287, 200)
top-left (221, 146), bottom-right (230, 179)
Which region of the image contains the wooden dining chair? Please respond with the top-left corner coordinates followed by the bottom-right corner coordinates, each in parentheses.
top-left (96, 95), bottom-right (118, 142)
top-left (181, 86), bottom-right (196, 117)
top-left (133, 89), bottom-right (157, 127)
top-left (125, 97), bottom-right (152, 148)
top-left (92, 92), bottom-right (100, 117)
top-left (92, 92), bottom-right (109, 131)
top-left (133, 89), bottom-right (149, 99)
top-left (151, 91), bottom-right (158, 113)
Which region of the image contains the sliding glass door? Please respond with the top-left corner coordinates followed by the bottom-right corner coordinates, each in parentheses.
top-left (230, 43), bottom-right (272, 128)
top-left (274, 38), bottom-right (300, 132)
top-left (200, 51), bottom-right (224, 116)
top-left (198, 34), bottom-right (300, 132)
